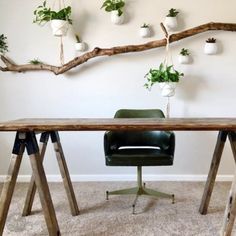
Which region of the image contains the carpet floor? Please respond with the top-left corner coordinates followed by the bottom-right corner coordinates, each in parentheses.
top-left (0, 181), bottom-right (235, 236)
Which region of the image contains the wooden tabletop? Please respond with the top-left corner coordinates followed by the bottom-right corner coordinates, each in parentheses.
top-left (0, 118), bottom-right (236, 132)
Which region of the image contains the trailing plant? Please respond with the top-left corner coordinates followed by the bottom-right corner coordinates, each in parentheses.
top-left (166, 8), bottom-right (179, 17)
top-left (141, 23), bottom-right (149, 28)
top-left (0, 34), bottom-right (8, 54)
top-left (206, 38), bottom-right (216, 43)
top-left (29, 59), bottom-right (42, 65)
top-left (101, 0), bottom-right (125, 16)
top-left (144, 63), bottom-right (184, 90)
top-left (33, 1), bottom-right (72, 25)
top-left (180, 48), bottom-right (190, 56)
top-left (75, 34), bottom-right (81, 43)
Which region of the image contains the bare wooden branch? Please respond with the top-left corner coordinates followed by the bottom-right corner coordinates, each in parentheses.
top-left (1, 22), bottom-right (236, 75)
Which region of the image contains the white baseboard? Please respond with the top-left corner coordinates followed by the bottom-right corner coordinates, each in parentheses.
top-left (0, 174), bottom-right (233, 183)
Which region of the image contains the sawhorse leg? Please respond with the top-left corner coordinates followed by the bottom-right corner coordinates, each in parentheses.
top-left (0, 132), bottom-right (60, 236)
top-left (199, 131), bottom-right (228, 214)
top-left (221, 132), bottom-right (236, 236)
top-left (22, 131), bottom-right (79, 217)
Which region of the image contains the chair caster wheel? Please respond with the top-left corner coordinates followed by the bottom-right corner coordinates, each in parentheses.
top-left (106, 191), bottom-right (109, 200)
top-left (132, 204), bottom-right (136, 214)
top-left (143, 182), bottom-right (146, 188)
top-left (172, 194), bottom-right (175, 204)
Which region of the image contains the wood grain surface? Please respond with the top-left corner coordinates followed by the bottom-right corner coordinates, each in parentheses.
top-left (0, 118), bottom-right (236, 131)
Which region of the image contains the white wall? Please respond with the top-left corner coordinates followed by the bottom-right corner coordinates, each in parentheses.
top-left (0, 0), bottom-right (236, 179)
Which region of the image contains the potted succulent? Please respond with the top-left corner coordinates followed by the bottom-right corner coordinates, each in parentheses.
top-left (144, 63), bottom-right (184, 97)
top-left (101, 0), bottom-right (125, 25)
top-left (139, 23), bottom-right (151, 38)
top-left (33, 1), bottom-right (72, 36)
top-left (75, 35), bottom-right (86, 52)
top-left (204, 38), bottom-right (218, 55)
top-left (178, 48), bottom-right (191, 64)
top-left (0, 34), bottom-right (8, 55)
top-left (164, 8), bottom-right (179, 30)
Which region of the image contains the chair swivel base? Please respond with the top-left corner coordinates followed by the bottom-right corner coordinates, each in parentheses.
top-left (106, 183), bottom-right (175, 214)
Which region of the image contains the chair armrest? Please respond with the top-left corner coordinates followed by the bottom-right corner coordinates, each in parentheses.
top-left (160, 131), bottom-right (175, 155)
top-left (104, 131), bottom-right (119, 155)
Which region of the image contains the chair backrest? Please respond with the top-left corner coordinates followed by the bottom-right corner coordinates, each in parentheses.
top-left (112, 109), bottom-right (167, 148)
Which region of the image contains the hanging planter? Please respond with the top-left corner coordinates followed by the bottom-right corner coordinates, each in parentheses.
top-left (0, 34), bottom-right (8, 55)
top-left (101, 0), bottom-right (125, 25)
top-left (204, 38), bottom-right (218, 55)
top-left (178, 48), bottom-right (191, 64)
top-left (139, 23), bottom-right (151, 38)
top-left (159, 82), bottom-right (178, 97)
top-left (144, 63), bottom-right (184, 97)
top-left (33, 1), bottom-right (72, 36)
top-left (75, 35), bottom-right (86, 52)
top-left (164, 8), bottom-right (179, 30)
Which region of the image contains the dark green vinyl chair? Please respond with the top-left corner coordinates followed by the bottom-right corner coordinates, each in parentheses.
top-left (104, 109), bottom-right (175, 213)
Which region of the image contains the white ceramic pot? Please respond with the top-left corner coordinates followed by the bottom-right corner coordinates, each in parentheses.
top-left (164, 16), bottom-right (178, 30)
top-left (75, 42), bottom-right (86, 52)
top-left (111, 10), bottom-right (124, 25)
top-left (204, 42), bottom-right (218, 55)
top-left (139, 27), bottom-right (151, 38)
top-left (159, 82), bottom-right (177, 97)
top-left (178, 55), bottom-right (190, 64)
top-left (50, 20), bottom-right (69, 36)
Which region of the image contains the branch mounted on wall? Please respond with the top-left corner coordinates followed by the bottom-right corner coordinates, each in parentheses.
top-left (1, 22), bottom-right (236, 75)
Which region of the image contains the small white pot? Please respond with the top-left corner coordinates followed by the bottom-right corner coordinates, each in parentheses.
top-left (178, 55), bottom-right (190, 64)
top-left (164, 16), bottom-right (178, 30)
top-left (111, 10), bottom-right (124, 25)
top-left (139, 27), bottom-right (151, 38)
top-left (159, 82), bottom-right (177, 97)
top-left (50, 20), bottom-right (69, 36)
top-left (75, 42), bottom-right (86, 52)
top-left (204, 42), bottom-right (218, 55)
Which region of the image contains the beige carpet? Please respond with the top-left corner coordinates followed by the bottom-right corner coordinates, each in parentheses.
top-left (0, 181), bottom-right (235, 236)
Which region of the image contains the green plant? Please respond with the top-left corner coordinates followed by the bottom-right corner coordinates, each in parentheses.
top-left (101, 0), bottom-right (125, 16)
top-left (144, 63), bottom-right (184, 90)
top-left (75, 34), bottom-right (81, 43)
top-left (29, 59), bottom-right (42, 65)
top-left (141, 23), bottom-right (149, 28)
top-left (166, 8), bottom-right (179, 17)
top-left (206, 38), bottom-right (216, 43)
top-left (0, 34), bottom-right (8, 54)
top-left (180, 48), bottom-right (190, 56)
top-left (33, 1), bottom-right (72, 25)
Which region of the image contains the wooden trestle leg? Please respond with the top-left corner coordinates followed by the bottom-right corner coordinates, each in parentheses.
top-left (51, 131), bottom-right (79, 216)
top-left (199, 131), bottom-right (228, 215)
top-left (221, 132), bottom-right (236, 236)
top-left (22, 131), bottom-right (79, 217)
top-left (0, 133), bottom-right (25, 235)
top-left (22, 132), bottom-right (50, 216)
top-left (26, 132), bottom-right (60, 236)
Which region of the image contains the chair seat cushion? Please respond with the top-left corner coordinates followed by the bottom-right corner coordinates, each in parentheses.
top-left (106, 148), bottom-right (173, 166)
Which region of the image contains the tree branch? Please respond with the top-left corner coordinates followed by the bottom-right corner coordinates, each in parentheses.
top-left (1, 22), bottom-right (236, 75)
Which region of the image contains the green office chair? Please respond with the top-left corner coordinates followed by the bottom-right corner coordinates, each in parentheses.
top-left (104, 109), bottom-right (175, 214)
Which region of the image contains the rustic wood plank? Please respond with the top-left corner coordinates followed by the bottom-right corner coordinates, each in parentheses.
top-left (51, 132), bottom-right (79, 216)
top-left (0, 144), bottom-right (25, 235)
top-left (199, 131), bottom-right (228, 215)
top-left (1, 118), bottom-right (236, 132)
top-left (221, 132), bottom-right (236, 235)
top-left (22, 132), bottom-right (49, 216)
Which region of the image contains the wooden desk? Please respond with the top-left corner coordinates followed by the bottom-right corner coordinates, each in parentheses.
top-left (0, 118), bottom-right (235, 235)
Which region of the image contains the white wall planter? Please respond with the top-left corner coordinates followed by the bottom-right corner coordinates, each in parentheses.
top-left (178, 55), bottom-right (190, 64)
top-left (204, 42), bottom-right (218, 55)
top-left (51, 20), bottom-right (69, 36)
top-left (111, 10), bottom-right (124, 25)
top-left (164, 16), bottom-right (178, 30)
top-left (75, 42), bottom-right (86, 52)
top-left (139, 27), bottom-right (151, 38)
top-left (159, 82), bottom-right (177, 97)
